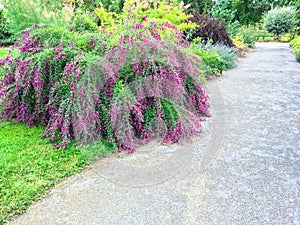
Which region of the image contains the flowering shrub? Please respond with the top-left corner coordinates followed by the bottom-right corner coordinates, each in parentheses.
top-left (0, 23), bottom-right (210, 152)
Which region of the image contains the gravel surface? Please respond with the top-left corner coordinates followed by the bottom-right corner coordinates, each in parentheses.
top-left (10, 42), bottom-right (300, 225)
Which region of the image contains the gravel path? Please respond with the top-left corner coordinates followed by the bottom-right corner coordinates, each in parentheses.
top-left (10, 42), bottom-right (300, 225)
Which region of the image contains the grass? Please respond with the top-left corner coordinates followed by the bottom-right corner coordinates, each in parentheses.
top-left (0, 122), bottom-right (88, 224)
top-left (256, 34), bottom-right (293, 42)
top-left (0, 49), bottom-right (9, 59)
top-left (0, 48), bottom-right (20, 59)
top-left (256, 36), bottom-right (274, 41)
top-left (0, 120), bottom-right (114, 224)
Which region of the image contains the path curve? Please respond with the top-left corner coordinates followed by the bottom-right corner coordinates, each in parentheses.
top-left (10, 42), bottom-right (300, 225)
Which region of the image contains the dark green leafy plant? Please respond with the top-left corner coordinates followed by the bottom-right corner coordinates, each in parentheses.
top-left (0, 10), bottom-right (12, 46)
top-left (187, 12), bottom-right (233, 46)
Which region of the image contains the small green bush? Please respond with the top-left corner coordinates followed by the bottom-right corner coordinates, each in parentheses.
top-left (237, 26), bottom-right (256, 47)
top-left (290, 36), bottom-right (300, 62)
top-left (263, 6), bottom-right (296, 38)
top-left (0, 49), bottom-right (9, 59)
top-left (194, 48), bottom-right (225, 75)
top-left (192, 41), bottom-right (237, 75)
top-left (99, 0), bottom-right (124, 13)
top-left (290, 36), bottom-right (300, 50)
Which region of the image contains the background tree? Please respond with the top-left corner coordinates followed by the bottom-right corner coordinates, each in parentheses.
top-left (2, 0), bottom-right (69, 34)
top-left (0, 9), bottom-right (11, 46)
top-left (231, 0), bottom-right (299, 25)
top-left (183, 0), bottom-right (213, 13)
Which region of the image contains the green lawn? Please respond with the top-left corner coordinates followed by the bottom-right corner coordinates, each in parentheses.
top-left (0, 122), bottom-right (87, 224)
top-left (0, 49), bottom-right (9, 59)
top-left (256, 34), bottom-right (292, 43)
top-left (0, 48), bottom-right (20, 59)
top-left (0, 120), bottom-right (114, 224)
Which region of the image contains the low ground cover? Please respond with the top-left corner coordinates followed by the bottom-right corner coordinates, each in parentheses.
top-left (0, 49), bottom-right (8, 59)
top-left (0, 121), bottom-right (86, 224)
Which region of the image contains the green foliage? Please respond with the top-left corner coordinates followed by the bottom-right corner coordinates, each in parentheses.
top-left (70, 9), bottom-right (98, 32)
top-left (192, 41), bottom-right (237, 75)
top-left (183, 0), bottom-right (213, 13)
top-left (292, 0), bottom-right (300, 33)
top-left (209, 0), bottom-right (241, 36)
top-left (208, 0), bottom-right (297, 26)
top-left (295, 51), bottom-right (300, 62)
top-left (291, 36), bottom-right (300, 50)
top-left (140, 4), bottom-right (195, 30)
top-left (68, 0), bottom-right (124, 13)
top-left (3, 0), bottom-right (70, 35)
top-left (0, 10), bottom-right (12, 46)
top-left (231, 0), bottom-right (287, 25)
top-left (263, 6), bottom-right (297, 37)
top-left (94, 4), bottom-right (116, 28)
top-left (195, 48), bottom-right (225, 75)
top-left (210, 0), bottom-right (235, 23)
top-left (237, 26), bottom-right (256, 47)
top-left (290, 36), bottom-right (300, 62)
top-left (121, 0), bottom-right (196, 31)
top-left (72, 1), bottom-right (196, 34)
top-left (253, 27), bottom-right (273, 40)
top-left (160, 98), bottom-right (179, 129)
top-left (0, 49), bottom-right (8, 59)
top-left (99, 0), bottom-right (125, 13)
